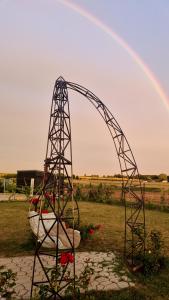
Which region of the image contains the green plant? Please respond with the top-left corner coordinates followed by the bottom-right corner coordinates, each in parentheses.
top-left (35, 257), bottom-right (94, 299)
top-left (148, 230), bottom-right (164, 253)
top-left (23, 185), bottom-right (31, 199)
top-left (140, 230), bottom-right (166, 276)
top-left (65, 259), bottom-right (94, 298)
top-left (79, 224), bottom-right (101, 240)
top-left (0, 266), bottom-right (16, 299)
top-left (5, 181), bottom-right (16, 193)
top-left (74, 186), bottom-right (83, 201)
top-left (37, 284), bottom-right (49, 300)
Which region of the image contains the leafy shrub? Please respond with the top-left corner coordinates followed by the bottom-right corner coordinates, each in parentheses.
top-left (0, 266), bottom-right (16, 299)
top-left (140, 230), bottom-right (166, 276)
top-left (79, 224), bottom-right (101, 241)
top-left (35, 258), bottom-right (94, 299)
top-left (74, 186), bottom-right (83, 200)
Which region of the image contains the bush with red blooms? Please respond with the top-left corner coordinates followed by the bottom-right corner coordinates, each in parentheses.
top-left (42, 192), bottom-right (56, 211)
top-left (30, 197), bottom-right (39, 211)
top-left (44, 192), bottom-right (55, 204)
top-left (80, 224), bottom-right (102, 240)
top-left (38, 256), bottom-right (94, 298)
top-left (31, 197), bottom-right (39, 205)
top-left (88, 228), bottom-right (94, 235)
top-left (30, 192), bottom-right (56, 212)
top-left (60, 252), bottom-right (74, 266)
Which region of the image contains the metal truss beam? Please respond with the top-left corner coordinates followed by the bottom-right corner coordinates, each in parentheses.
top-left (31, 77), bottom-right (79, 299)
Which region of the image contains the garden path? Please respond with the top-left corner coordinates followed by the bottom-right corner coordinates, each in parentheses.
top-left (0, 252), bottom-right (134, 299)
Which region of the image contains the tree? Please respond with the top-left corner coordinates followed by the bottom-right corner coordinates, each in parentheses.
top-left (158, 173), bottom-right (167, 182)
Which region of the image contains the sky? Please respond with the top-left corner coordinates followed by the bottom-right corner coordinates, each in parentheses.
top-left (0, 0), bottom-right (169, 175)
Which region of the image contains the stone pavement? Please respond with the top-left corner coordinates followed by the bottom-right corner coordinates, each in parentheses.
top-left (0, 252), bottom-right (134, 299)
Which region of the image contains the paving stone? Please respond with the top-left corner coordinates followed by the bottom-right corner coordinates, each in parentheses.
top-left (99, 271), bottom-right (110, 277)
top-left (121, 274), bottom-right (130, 281)
top-left (108, 275), bottom-right (122, 284)
top-left (129, 281), bottom-right (135, 287)
top-left (104, 282), bottom-right (120, 290)
top-left (117, 281), bottom-right (129, 289)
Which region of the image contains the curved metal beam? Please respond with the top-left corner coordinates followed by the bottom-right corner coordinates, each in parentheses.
top-left (66, 80), bottom-right (145, 263)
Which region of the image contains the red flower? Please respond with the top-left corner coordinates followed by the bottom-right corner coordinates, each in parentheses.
top-left (41, 209), bottom-right (49, 214)
top-left (68, 253), bottom-right (74, 263)
top-left (31, 198), bottom-right (39, 205)
top-left (44, 192), bottom-right (50, 199)
top-left (44, 192), bottom-right (55, 204)
top-left (88, 228), bottom-right (95, 235)
top-left (60, 253), bottom-right (67, 266)
top-left (60, 252), bottom-right (74, 266)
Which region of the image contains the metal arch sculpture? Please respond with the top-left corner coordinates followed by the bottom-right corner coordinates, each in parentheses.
top-left (66, 80), bottom-right (145, 263)
top-left (30, 76), bottom-right (145, 299)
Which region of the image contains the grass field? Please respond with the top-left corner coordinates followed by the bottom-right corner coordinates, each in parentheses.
top-left (1, 200), bottom-right (169, 299)
top-left (1, 201), bottom-right (169, 256)
top-left (74, 178), bottom-right (169, 189)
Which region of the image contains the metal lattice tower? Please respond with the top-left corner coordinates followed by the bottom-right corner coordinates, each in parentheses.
top-left (30, 77), bottom-right (79, 299)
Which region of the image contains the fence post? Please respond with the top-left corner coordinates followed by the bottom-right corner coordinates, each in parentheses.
top-left (30, 178), bottom-right (34, 197)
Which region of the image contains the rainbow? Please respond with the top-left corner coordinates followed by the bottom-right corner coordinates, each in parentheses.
top-left (57, 0), bottom-right (169, 111)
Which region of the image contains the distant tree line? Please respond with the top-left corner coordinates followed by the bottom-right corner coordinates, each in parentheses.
top-left (114, 173), bottom-right (168, 182)
top-left (0, 173), bottom-right (16, 179)
top-left (80, 173), bottom-right (169, 182)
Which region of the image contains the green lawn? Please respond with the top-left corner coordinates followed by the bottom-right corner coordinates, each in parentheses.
top-left (1, 201), bottom-right (169, 299)
top-left (1, 201), bottom-right (169, 256)
top-left (0, 201), bottom-right (33, 256)
top-left (0, 201), bottom-right (125, 256)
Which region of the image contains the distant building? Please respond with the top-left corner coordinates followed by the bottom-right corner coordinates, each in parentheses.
top-left (16, 170), bottom-right (44, 189)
